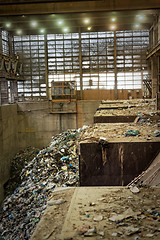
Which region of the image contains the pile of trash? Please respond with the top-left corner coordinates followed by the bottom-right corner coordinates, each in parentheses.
top-left (4, 147), bottom-right (40, 197)
top-left (0, 127), bottom-right (86, 240)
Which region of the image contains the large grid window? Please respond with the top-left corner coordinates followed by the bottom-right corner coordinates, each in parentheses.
top-left (12, 30), bottom-right (149, 100)
top-left (14, 35), bottom-right (46, 101)
top-left (47, 33), bottom-right (80, 89)
top-left (81, 31), bottom-right (114, 89)
top-left (116, 30), bottom-right (149, 89)
top-left (1, 30), bottom-right (10, 55)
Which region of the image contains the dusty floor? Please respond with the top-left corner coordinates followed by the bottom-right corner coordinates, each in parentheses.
top-left (31, 187), bottom-right (160, 240)
top-left (80, 123), bottom-right (160, 142)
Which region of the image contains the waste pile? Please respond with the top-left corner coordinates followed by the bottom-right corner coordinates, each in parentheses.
top-left (0, 127), bottom-right (87, 240)
top-left (95, 99), bottom-right (157, 117)
top-left (4, 147), bottom-right (40, 197)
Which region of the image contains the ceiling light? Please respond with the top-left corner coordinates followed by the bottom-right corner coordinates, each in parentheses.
top-left (63, 27), bottom-right (69, 33)
top-left (40, 28), bottom-right (45, 33)
top-left (5, 23), bottom-right (11, 28)
top-left (84, 19), bottom-right (89, 24)
top-left (111, 17), bottom-right (116, 22)
top-left (31, 21), bottom-right (37, 27)
top-left (136, 15), bottom-right (144, 21)
top-left (135, 24), bottom-right (140, 28)
top-left (110, 25), bottom-right (116, 30)
top-left (58, 20), bottom-right (63, 25)
top-left (16, 29), bottom-right (22, 35)
top-left (87, 27), bottom-right (92, 31)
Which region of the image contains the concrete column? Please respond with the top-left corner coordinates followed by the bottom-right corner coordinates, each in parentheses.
top-left (0, 29), bottom-right (2, 54)
top-left (156, 92), bottom-right (160, 110)
top-left (151, 55), bottom-right (158, 98)
top-left (114, 31), bottom-right (118, 100)
top-left (79, 28), bottom-right (83, 100)
top-left (44, 34), bottom-right (49, 100)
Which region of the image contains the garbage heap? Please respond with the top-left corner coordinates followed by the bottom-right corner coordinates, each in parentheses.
top-left (4, 147), bottom-right (40, 198)
top-left (0, 127), bottom-right (85, 240)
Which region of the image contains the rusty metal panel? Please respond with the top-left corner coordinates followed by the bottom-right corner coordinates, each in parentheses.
top-left (94, 115), bottom-right (136, 123)
top-left (80, 142), bottom-right (160, 186)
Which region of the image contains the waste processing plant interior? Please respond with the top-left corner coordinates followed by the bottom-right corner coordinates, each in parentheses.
top-left (0, 1), bottom-right (160, 239)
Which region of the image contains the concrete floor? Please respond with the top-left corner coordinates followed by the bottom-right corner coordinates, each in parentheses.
top-left (31, 186), bottom-right (160, 240)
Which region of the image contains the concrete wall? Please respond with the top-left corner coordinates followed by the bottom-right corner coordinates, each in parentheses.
top-left (0, 104), bottom-right (18, 204)
top-left (17, 101), bottom-right (77, 149)
top-left (0, 100), bottom-right (99, 204)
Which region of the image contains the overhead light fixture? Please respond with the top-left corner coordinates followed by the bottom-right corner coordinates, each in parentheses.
top-left (31, 21), bottom-right (37, 27)
top-left (136, 15), bottom-right (144, 21)
top-left (110, 25), bottom-right (116, 30)
top-left (84, 19), bottom-right (89, 24)
top-left (58, 20), bottom-right (63, 25)
top-left (63, 27), bottom-right (69, 33)
top-left (16, 29), bottom-right (22, 35)
top-left (87, 26), bottom-right (92, 31)
top-left (5, 23), bottom-right (11, 28)
top-left (135, 24), bottom-right (140, 28)
top-left (40, 28), bottom-right (45, 33)
top-left (111, 17), bottom-right (116, 22)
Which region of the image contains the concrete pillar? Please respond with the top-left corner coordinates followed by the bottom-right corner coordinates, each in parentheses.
top-left (151, 55), bottom-right (158, 98)
top-left (114, 31), bottom-right (118, 100)
top-left (44, 34), bottom-right (49, 100)
top-left (156, 92), bottom-right (160, 110)
top-left (79, 28), bottom-right (83, 100)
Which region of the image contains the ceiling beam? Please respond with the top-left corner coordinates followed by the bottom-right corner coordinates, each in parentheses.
top-left (0, 0), bottom-right (160, 16)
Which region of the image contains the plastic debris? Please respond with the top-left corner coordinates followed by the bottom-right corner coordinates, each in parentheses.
top-left (93, 215), bottom-right (103, 221)
top-left (125, 130), bottom-right (140, 136)
top-left (109, 208), bottom-right (141, 222)
top-left (111, 232), bottom-right (118, 236)
top-left (155, 133), bottom-right (160, 137)
top-left (130, 186), bottom-right (140, 194)
top-left (84, 228), bottom-right (97, 237)
top-left (89, 202), bottom-right (96, 206)
top-left (146, 233), bottom-right (154, 237)
top-left (124, 226), bottom-right (140, 236)
top-left (47, 199), bottom-right (67, 206)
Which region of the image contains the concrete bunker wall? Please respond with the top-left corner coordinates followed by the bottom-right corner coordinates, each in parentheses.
top-left (0, 100), bottom-right (100, 204)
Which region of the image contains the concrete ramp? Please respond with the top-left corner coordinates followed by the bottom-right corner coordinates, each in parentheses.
top-left (31, 187), bottom-right (160, 240)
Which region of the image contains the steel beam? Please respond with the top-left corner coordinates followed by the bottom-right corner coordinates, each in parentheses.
top-left (0, 0), bottom-right (160, 16)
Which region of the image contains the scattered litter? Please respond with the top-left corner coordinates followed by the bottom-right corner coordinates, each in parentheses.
top-left (130, 186), bottom-right (140, 194)
top-left (89, 202), bottom-right (96, 206)
top-left (146, 233), bottom-right (154, 237)
top-left (155, 133), bottom-right (160, 137)
top-left (111, 232), bottom-right (118, 236)
top-left (125, 130), bottom-right (140, 136)
top-left (93, 215), bottom-right (103, 222)
top-left (124, 226), bottom-right (140, 236)
top-left (47, 199), bottom-right (67, 206)
top-left (98, 231), bottom-right (104, 237)
top-left (109, 208), bottom-right (141, 222)
top-left (84, 228), bottom-right (97, 237)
